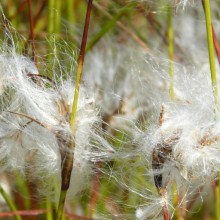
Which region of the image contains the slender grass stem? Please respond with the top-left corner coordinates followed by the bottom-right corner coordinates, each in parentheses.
top-left (203, 0), bottom-right (219, 111)
top-left (48, 0), bottom-right (55, 35)
top-left (32, 0), bottom-right (46, 29)
top-left (165, 6), bottom-right (174, 220)
top-left (27, 0), bottom-right (37, 65)
top-left (8, 0), bottom-right (28, 20)
top-left (67, 0), bottom-right (75, 24)
top-left (202, 0), bottom-right (220, 67)
top-left (0, 184), bottom-right (22, 220)
top-left (168, 7), bottom-right (174, 101)
top-left (203, 1), bottom-right (220, 219)
top-left (47, 0), bottom-right (61, 77)
top-left (46, 197), bottom-right (53, 220)
top-left (70, 0), bottom-right (93, 130)
top-left (67, 0), bottom-right (75, 44)
top-left (88, 161), bottom-right (102, 218)
top-left (56, 190), bottom-right (67, 220)
top-left (162, 204), bottom-right (171, 220)
top-left (47, 0), bottom-right (55, 78)
top-left (14, 172), bottom-right (30, 210)
top-left (56, 1), bottom-right (93, 220)
top-left (212, 25), bottom-right (220, 64)
top-left (216, 179), bottom-right (220, 220)
top-left (54, 0), bottom-right (61, 37)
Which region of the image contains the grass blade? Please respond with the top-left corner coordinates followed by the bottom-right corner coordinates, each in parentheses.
top-left (0, 184), bottom-right (22, 220)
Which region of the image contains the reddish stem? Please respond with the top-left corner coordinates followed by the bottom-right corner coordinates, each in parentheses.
top-left (157, 188), bottom-right (171, 220)
top-left (27, 180), bottom-right (36, 220)
top-left (202, 0), bottom-right (220, 64)
top-left (162, 204), bottom-right (171, 220)
top-left (77, 0), bottom-right (93, 75)
top-left (88, 161), bottom-right (102, 217)
top-left (212, 26), bottom-right (220, 64)
top-left (8, 0), bottom-right (28, 20)
top-left (32, 0), bottom-right (46, 28)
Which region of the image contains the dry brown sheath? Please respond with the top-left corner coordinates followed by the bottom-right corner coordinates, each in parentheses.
top-left (152, 143), bottom-right (172, 190)
top-left (55, 130), bottom-right (74, 191)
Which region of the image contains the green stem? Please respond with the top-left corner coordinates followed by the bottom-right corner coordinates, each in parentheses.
top-left (46, 197), bottom-right (53, 220)
top-left (56, 190), bottom-right (66, 220)
top-left (202, 1), bottom-right (220, 65)
top-left (203, 0), bottom-right (219, 111)
top-left (216, 180), bottom-right (220, 220)
top-left (15, 172), bottom-right (30, 210)
top-left (70, 0), bottom-right (93, 130)
top-left (47, 0), bottom-right (55, 78)
top-left (27, 0), bottom-right (37, 65)
top-left (203, 1), bottom-right (220, 219)
top-left (67, 0), bottom-right (75, 24)
top-left (56, 1), bottom-right (93, 220)
top-left (0, 184), bottom-right (22, 220)
top-left (168, 7), bottom-right (175, 101)
top-left (54, 0), bottom-right (61, 36)
top-left (67, 0), bottom-right (76, 47)
top-left (48, 0), bottom-right (55, 35)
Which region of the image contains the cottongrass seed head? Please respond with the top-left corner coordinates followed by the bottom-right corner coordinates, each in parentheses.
top-left (0, 18), bottom-right (115, 201)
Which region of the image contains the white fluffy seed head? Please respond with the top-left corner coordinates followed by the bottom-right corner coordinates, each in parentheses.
top-left (83, 39), bottom-right (174, 131)
top-left (0, 20), bottom-right (114, 200)
top-left (144, 65), bottom-right (220, 184)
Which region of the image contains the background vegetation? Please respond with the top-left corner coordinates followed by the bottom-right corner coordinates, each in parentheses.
top-left (0, 0), bottom-right (219, 219)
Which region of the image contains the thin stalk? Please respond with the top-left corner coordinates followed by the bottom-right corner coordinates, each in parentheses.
top-left (167, 7), bottom-right (175, 101)
top-left (15, 172), bottom-right (30, 220)
top-left (52, 0), bottom-right (62, 65)
top-left (48, 0), bottom-right (55, 35)
top-left (27, 0), bottom-right (37, 65)
top-left (216, 179), bottom-right (220, 220)
top-left (23, 0), bottom-right (46, 56)
top-left (88, 161), bottom-right (102, 218)
top-left (158, 188), bottom-right (171, 220)
top-left (56, 191), bottom-right (67, 220)
top-left (46, 197), bottom-right (53, 220)
top-left (27, 181), bottom-right (37, 220)
top-left (47, 0), bottom-right (55, 78)
top-left (32, 0), bottom-right (47, 29)
top-left (0, 184), bottom-right (22, 220)
top-left (54, 0), bottom-right (61, 36)
top-left (154, 106), bottom-right (172, 220)
top-left (56, 1), bottom-right (93, 220)
top-left (67, 0), bottom-right (75, 24)
top-left (7, 0), bottom-right (18, 27)
top-left (162, 204), bottom-right (171, 220)
top-left (203, 1), bottom-right (220, 219)
top-left (202, 1), bottom-right (220, 66)
top-left (203, 0), bottom-right (219, 111)
top-left (168, 8), bottom-right (176, 220)
top-left (70, 0), bottom-right (93, 129)
top-left (212, 25), bottom-right (220, 64)
top-left (67, 0), bottom-right (75, 44)
top-left (8, 0), bottom-right (28, 20)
